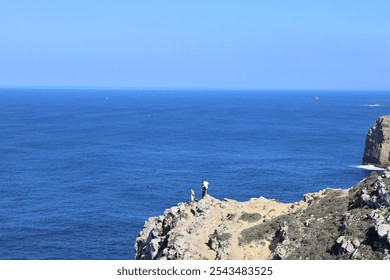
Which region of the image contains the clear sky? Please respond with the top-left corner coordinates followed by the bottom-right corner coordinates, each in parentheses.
top-left (0, 0), bottom-right (389, 90)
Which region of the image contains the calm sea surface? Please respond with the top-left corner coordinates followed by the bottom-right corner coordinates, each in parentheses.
top-left (0, 89), bottom-right (389, 259)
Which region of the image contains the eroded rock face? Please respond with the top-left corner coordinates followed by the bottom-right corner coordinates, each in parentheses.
top-left (134, 195), bottom-right (293, 260)
top-left (135, 172), bottom-right (390, 260)
top-left (134, 117), bottom-right (390, 260)
top-left (363, 116), bottom-right (390, 167)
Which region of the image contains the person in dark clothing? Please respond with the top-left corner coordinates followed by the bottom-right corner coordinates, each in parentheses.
top-left (201, 179), bottom-right (209, 199)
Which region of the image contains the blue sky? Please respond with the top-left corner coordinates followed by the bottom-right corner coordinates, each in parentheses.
top-left (0, 0), bottom-right (389, 90)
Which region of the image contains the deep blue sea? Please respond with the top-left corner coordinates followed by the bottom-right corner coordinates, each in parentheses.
top-left (0, 89), bottom-right (389, 259)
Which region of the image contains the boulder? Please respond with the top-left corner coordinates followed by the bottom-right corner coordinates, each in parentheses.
top-left (363, 116), bottom-right (390, 167)
top-left (376, 223), bottom-right (390, 240)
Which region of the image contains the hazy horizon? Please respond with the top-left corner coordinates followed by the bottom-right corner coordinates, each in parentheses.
top-left (1, 87), bottom-right (389, 92)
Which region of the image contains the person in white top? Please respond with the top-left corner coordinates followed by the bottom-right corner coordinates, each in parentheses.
top-left (189, 187), bottom-right (195, 202)
top-left (201, 179), bottom-right (209, 199)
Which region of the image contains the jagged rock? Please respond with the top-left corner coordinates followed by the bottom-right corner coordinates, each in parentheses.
top-left (359, 176), bottom-right (390, 208)
top-left (376, 224), bottom-right (390, 240)
top-left (361, 193), bottom-right (371, 203)
top-left (369, 210), bottom-right (382, 220)
top-left (271, 224), bottom-right (291, 259)
top-left (207, 230), bottom-right (232, 259)
top-left (363, 115), bottom-right (390, 167)
top-left (339, 213), bottom-right (351, 233)
top-left (132, 117), bottom-right (390, 260)
top-left (135, 196), bottom-right (293, 260)
top-left (382, 167), bottom-right (390, 178)
top-left (169, 206), bottom-right (180, 216)
top-left (335, 236), bottom-right (358, 254)
top-left (135, 172), bottom-right (390, 260)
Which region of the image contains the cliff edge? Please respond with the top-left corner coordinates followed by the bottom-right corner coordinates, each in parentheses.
top-left (135, 171), bottom-right (390, 260)
top-left (135, 116), bottom-right (390, 260)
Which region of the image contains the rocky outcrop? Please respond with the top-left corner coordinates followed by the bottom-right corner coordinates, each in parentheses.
top-left (135, 195), bottom-right (294, 260)
top-left (135, 171), bottom-right (390, 260)
top-left (134, 116), bottom-right (390, 260)
top-left (363, 115), bottom-right (390, 167)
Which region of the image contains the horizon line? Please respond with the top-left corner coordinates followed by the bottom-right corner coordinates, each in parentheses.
top-left (0, 85), bottom-right (389, 92)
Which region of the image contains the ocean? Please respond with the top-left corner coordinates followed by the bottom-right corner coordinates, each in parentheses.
top-left (0, 89), bottom-right (389, 259)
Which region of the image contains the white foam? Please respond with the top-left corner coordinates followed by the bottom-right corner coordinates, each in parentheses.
top-left (353, 164), bottom-right (385, 171)
top-left (364, 104), bottom-right (390, 107)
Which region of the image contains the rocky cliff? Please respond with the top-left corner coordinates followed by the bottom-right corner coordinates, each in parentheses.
top-left (363, 115), bottom-right (390, 167)
top-left (135, 170), bottom-right (390, 260)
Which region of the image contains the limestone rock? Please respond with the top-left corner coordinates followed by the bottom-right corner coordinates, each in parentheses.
top-left (381, 167), bottom-right (390, 178)
top-left (358, 176), bottom-right (390, 208)
top-left (135, 172), bottom-right (390, 260)
top-left (376, 224), bottom-right (390, 240)
top-left (335, 236), bottom-right (358, 255)
top-left (135, 196), bottom-right (293, 260)
top-left (363, 115), bottom-right (390, 167)
top-left (133, 117), bottom-right (390, 260)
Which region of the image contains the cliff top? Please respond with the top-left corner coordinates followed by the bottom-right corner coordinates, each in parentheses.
top-left (135, 169), bottom-right (390, 260)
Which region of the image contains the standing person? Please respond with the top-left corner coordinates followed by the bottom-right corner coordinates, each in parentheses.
top-left (189, 187), bottom-right (195, 202)
top-left (201, 179), bottom-right (209, 199)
